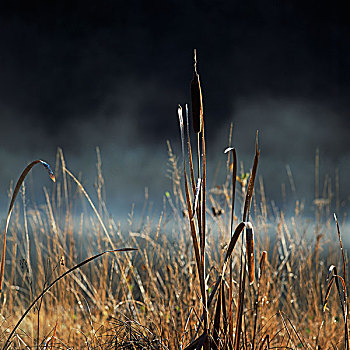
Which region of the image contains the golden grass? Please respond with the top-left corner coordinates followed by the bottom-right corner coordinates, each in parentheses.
top-left (0, 53), bottom-right (349, 349)
top-left (0, 150), bottom-right (348, 349)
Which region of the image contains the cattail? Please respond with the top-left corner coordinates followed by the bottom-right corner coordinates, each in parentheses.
top-left (259, 251), bottom-right (267, 280)
top-left (190, 49), bottom-right (203, 134)
top-left (246, 222), bottom-right (255, 284)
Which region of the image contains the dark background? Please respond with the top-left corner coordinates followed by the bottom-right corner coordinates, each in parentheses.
top-left (0, 1), bottom-right (349, 218)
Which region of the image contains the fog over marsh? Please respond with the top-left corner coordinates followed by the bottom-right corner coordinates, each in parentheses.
top-left (0, 1), bottom-right (349, 219)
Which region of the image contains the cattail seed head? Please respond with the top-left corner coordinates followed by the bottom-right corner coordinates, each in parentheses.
top-left (190, 50), bottom-right (203, 134)
top-left (245, 222), bottom-right (255, 284)
top-left (259, 251), bottom-right (267, 280)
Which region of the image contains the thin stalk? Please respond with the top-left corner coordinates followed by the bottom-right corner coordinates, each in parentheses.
top-left (0, 160), bottom-right (55, 305)
top-left (197, 133), bottom-right (202, 231)
top-left (252, 251), bottom-right (267, 349)
top-left (224, 147), bottom-right (237, 347)
top-left (200, 115), bottom-right (208, 343)
top-left (178, 106), bottom-right (207, 333)
top-left (2, 248), bottom-right (136, 350)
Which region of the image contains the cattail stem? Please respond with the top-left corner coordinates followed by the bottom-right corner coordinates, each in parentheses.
top-left (197, 133), bottom-right (201, 180)
top-left (196, 133), bottom-right (202, 229)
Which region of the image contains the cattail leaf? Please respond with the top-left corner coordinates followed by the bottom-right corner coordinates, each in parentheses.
top-left (192, 270), bottom-right (225, 340)
top-left (328, 266), bottom-right (345, 312)
top-left (221, 279), bottom-right (228, 335)
top-left (224, 147), bottom-right (234, 154)
top-left (184, 332), bottom-right (207, 350)
top-left (228, 272), bottom-right (234, 347)
top-left (178, 105), bottom-right (186, 161)
top-left (190, 200), bottom-right (245, 337)
top-left (212, 284), bottom-right (222, 349)
top-left (242, 131), bottom-right (260, 222)
top-left (259, 334), bottom-right (270, 350)
top-left (179, 115), bottom-right (206, 324)
top-left (327, 264), bottom-right (337, 281)
top-left (234, 257), bottom-right (246, 350)
top-left (252, 250), bottom-right (267, 347)
top-left (223, 222), bottom-right (246, 267)
top-left (246, 222), bottom-right (255, 284)
top-left (323, 275), bottom-right (335, 311)
top-left (185, 104), bottom-right (197, 197)
top-left (323, 265), bottom-right (347, 317)
top-left (191, 178), bottom-right (202, 219)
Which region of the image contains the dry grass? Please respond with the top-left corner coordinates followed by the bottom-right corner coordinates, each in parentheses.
top-left (0, 53), bottom-right (348, 349)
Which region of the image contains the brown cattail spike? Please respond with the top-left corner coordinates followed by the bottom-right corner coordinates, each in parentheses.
top-left (259, 251), bottom-right (267, 280)
top-left (191, 49), bottom-right (203, 134)
top-left (246, 222), bottom-right (255, 284)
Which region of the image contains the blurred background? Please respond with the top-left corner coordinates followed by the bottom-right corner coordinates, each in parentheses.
top-left (0, 1), bottom-right (349, 219)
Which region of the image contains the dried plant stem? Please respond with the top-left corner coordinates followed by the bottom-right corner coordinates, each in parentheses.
top-left (0, 160), bottom-right (55, 305)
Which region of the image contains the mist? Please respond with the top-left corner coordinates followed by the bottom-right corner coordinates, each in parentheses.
top-left (0, 93), bottom-right (348, 221)
top-left (0, 1), bottom-right (349, 222)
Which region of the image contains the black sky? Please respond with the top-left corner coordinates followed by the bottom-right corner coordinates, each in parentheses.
top-left (0, 1), bottom-right (349, 216)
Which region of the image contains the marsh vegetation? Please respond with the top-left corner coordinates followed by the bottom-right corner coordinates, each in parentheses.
top-left (0, 54), bottom-right (348, 349)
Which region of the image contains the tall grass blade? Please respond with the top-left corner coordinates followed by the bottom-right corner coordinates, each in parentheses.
top-left (0, 160), bottom-right (55, 303)
top-left (323, 264), bottom-right (349, 349)
top-left (64, 168), bottom-right (116, 251)
top-left (335, 216), bottom-right (350, 350)
top-left (279, 311), bottom-right (293, 348)
top-left (283, 312), bottom-right (308, 349)
top-left (180, 308), bottom-right (193, 350)
top-left (334, 214), bottom-right (347, 288)
top-left (2, 247), bottom-right (136, 350)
